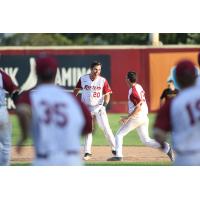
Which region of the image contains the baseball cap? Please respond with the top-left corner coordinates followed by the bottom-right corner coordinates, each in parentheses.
top-left (36, 56), bottom-right (58, 80)
top-left (175, 60), bottom-right (196, 88)
top-left (176, 60), bottom-right (196, 78)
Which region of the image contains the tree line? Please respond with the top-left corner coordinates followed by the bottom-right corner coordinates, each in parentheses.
top-left (0, 33), bottom-right (200, 46)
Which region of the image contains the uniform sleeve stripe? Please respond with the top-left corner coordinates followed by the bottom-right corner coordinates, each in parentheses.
top-left (103, 79), bottom-right (112, 94)
top-left (130, 85), bottom-right (141, 105)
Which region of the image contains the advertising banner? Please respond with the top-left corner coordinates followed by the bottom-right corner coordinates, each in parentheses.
top-left (0, 54), bottom-right (110, 109)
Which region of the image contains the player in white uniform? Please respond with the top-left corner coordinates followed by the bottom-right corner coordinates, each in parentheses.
top-left (154, 60), bottom-right (200, 165)
top-left (108, 71), bottom-right (174, 161)
top-left (74, 61), bottom-right (116, 160)
top-left (0, 70), bottom-right (19, 165)
top-left (16, 56), bottom-right (92, 166)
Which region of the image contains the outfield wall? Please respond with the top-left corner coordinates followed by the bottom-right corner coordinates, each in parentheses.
top-left (0, 46), bottom-right (199, 112)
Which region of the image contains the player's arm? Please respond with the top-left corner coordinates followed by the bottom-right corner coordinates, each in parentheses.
top-left (120, 101), bottom-right (142, 124)
top-left (160, 89), bottom-right (166, 107)
top-left (153, 100), bottom-right (172, 149)
top-left (74, 78), bottom-right (82, 96)
top-left (128, 101), bottom-right (142, 118)
top-left (120, 86), bottom-right (142, 124)
top-left (80, 102), bottom-right (92, 135)
top-left (103, 92), bottom-right (111, 107)
top-left (160, 98), bottom-right (166, 107)
top-left (73, 88), bottom-right (81, 96)
top-left (102, 79), bottom-right (112, 108)
top-left (1, 69), bottom-right (20, 103)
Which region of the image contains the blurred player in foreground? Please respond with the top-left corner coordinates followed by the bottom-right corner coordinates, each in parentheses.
top-left (0, 70), bottom-right (19, 165)
top-left (154, 60), bottom-right (200, 165)
top-left (160, 79), bottom-right (179, 107)
top-left (74, 61), bottom-right (116, 161)
top-left (196, 52), bottom-right (200, 85)
top-left (168, 61), bottom-right (199, 90)
top-left (16, 56), bottom-right (92, 166)
top-left (107, 71), bottom-right (174, 161)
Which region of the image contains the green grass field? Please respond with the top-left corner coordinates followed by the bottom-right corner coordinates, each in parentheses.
top-left (11, 113), bottom-right (156, 146)
top-left (11, 113), bottom-right (171, 166)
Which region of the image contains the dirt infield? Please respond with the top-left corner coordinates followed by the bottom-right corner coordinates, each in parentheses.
top-left (11, 146), bottom-right (170, 163)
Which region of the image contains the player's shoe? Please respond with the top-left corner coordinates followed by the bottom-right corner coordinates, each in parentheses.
top-left (83, 153), bottom-right (92, 161)
top-left (167, 147), bottom-right (175, 162)
top-left (112, 150), bottom-right (116, 156)
top-left (107, 157), bottom-right (123, 161)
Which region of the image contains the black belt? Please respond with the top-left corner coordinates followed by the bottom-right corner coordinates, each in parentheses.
top-left (37, 150), bottom-right (79, 159)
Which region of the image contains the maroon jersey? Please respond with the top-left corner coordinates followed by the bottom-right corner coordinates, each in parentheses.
top-left (0, 69), bottom-right (18, 106)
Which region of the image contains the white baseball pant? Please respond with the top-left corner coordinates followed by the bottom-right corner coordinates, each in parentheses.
top-left (115, 115), bottom-right (170, 157)
top-left (84, 105), bottom-right (115, 154)
top-left (0, 106), bottom-right (12, 166)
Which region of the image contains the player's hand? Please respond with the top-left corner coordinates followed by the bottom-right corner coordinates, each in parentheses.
top-left (98, 105), bottom-right (105, 114)
top-left (103, 102), bottom-right (108, 109)
top-left (119, 116), bottom-right (129, 125)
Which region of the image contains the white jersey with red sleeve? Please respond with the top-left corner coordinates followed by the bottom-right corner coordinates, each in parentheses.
top-left (154, 84), bottom-right (200, 154)
top-left (75, 74), bottom-right (112, 106)
top-left (128, 83), bottom-right (148, 116)
top-left (16, 84), bottom-right (92, 157)
top-left (0, 69), bottom-right (18, 106)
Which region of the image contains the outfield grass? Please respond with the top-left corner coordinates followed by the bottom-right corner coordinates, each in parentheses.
top-left (11, 113), bottom-right (173, 166)
top-left (11, 113), bottom-right (156, 146)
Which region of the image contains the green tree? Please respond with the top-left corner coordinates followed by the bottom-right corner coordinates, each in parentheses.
top-left (2, 33), bottom-right (200, 46)
top-left (61, 33), bottom-right (149, 45)
top-left (1, 33), bottom-right (72, 46)
top-left (159, 33), bottom-right (200, 44)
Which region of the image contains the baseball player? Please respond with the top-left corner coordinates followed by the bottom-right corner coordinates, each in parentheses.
top-left (107, 71), bottom-right (174, 161)
top-left (74, 61), bottom-right (116, 160)
top-left (0, 69), bottom-right (19, 165)
top-left (154, 60), bottom-right (200, 165)
top-left (16, 56), bottom-right (92, 166)
top-left (196, 52), bottom-right (200, 86)
top-left (168, 64), bottom-right (200, 90)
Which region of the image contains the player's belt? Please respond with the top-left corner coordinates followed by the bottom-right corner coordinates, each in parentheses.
top-left (86, 104), bottom-right (101, 107)
top-left (175, 149), bottom-right (200, 155)
top-left (37, 150), bottom-right (79, 159)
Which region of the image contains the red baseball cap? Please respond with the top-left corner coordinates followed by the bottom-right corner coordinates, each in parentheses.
top-left (36, 56), bottom-right (58, 79)
top-left (176, 60), bottom-right (196, 78)
top-left (175, 60), bottom-right (196, 88)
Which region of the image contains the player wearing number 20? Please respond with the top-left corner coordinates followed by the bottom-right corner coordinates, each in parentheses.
top-left (154, 60), bottom-right (200, 165)
top-left (16, 56), bottom-right (92, 166)
top-left (74, 61), bottom-right (116, 160)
